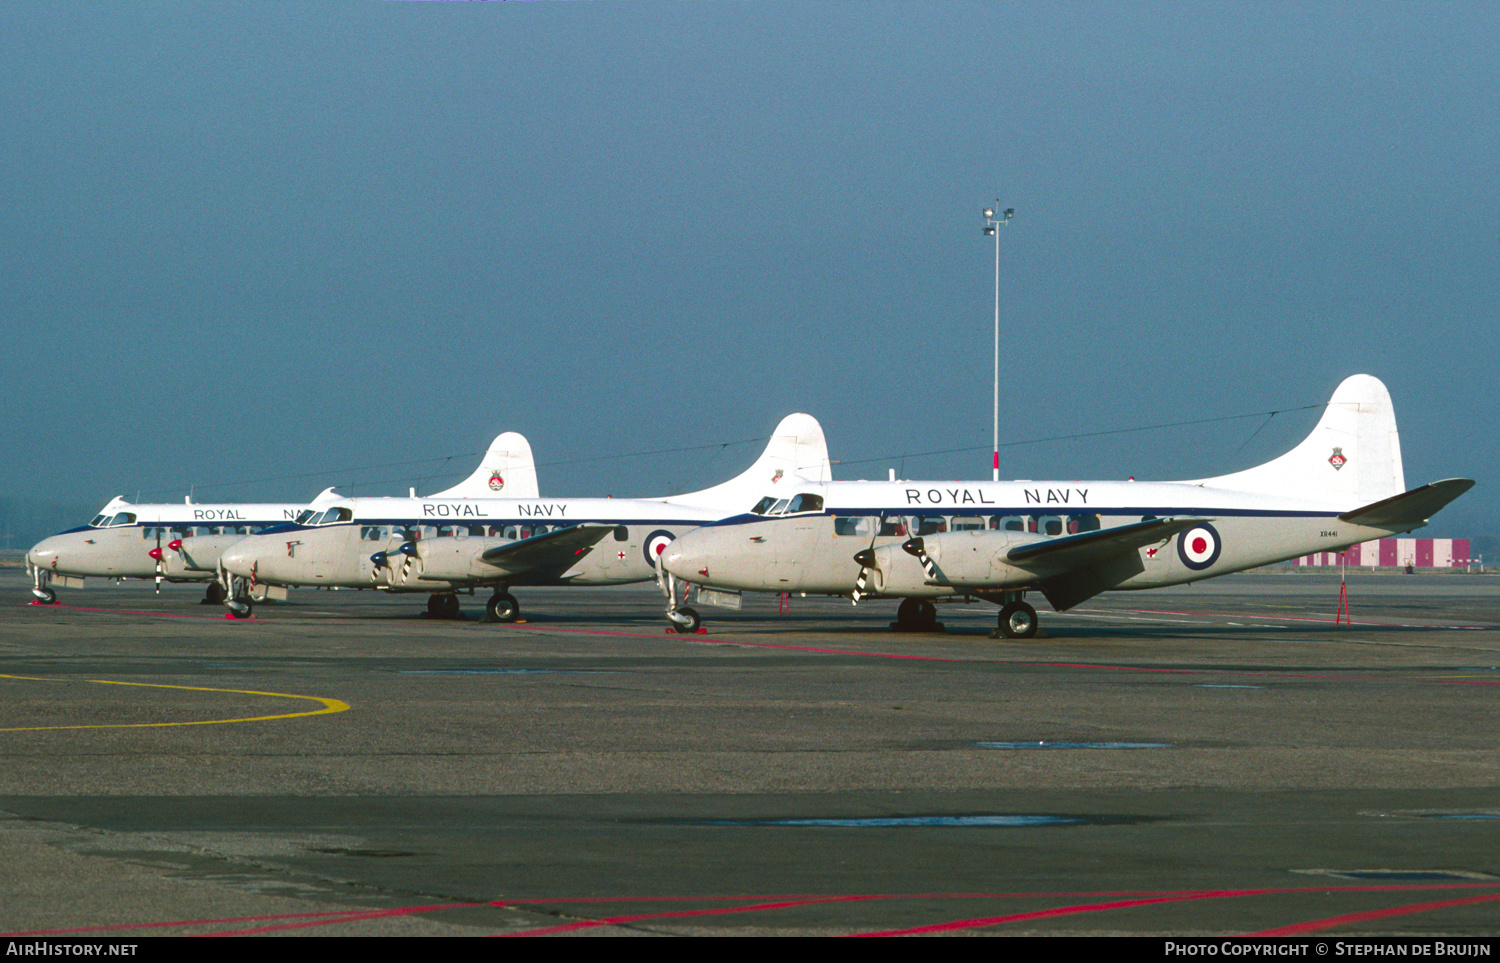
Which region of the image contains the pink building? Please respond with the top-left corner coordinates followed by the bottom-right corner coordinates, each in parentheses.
top-left (1293, 538), bottom-right (1472, 568)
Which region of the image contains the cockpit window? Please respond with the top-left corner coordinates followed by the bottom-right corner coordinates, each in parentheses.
top-left (768, 498), bottom-right (790, 515)
top-left (98, 512), bottom-right (137, 528)
top-left (295, 509), bottom-right (318, 525)
top-left (750, 496), bottom-right (777, 515)
top-left (786, 494), bottom-right (824, 514)
top-left (89, 514), bottom-right (107, 528)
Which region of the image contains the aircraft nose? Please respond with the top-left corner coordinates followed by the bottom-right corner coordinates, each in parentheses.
top-left (26, 537), bottom-right (61, 569)
top-left (660, 529), bottom-right (708, 579)
top-left (219, 542), bottom-right (257, 578)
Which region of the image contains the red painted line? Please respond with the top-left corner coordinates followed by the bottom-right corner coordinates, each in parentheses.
top-left (1109, 606), bottom-right (1490, 631)
top-left (1, 908), bottom-right (389, 936)
top-left (13, 883), bottom-right (1500, 937)
top-left (510, 624), bottom-right (1500, 686)
top-left (23, 602), bottom-right (259, 622)
top-left (852, 892), bottom-right (1213, 936)
top-left (1249, 891), bottom-right (1500, 936)
top-left (196, 902), bottom-right (482, 936)
top-left (498, 895), bottom-right (875, 936)
top-left (511, 623), bottom-right (973, 662)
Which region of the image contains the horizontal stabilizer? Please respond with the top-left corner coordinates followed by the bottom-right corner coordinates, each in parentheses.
top-left (1337, 478), bottom-right (1475, 530)
top-left (1008, 515), bottom-right (1209, 568)
top-left (479, 524), bottom-right (612, 575)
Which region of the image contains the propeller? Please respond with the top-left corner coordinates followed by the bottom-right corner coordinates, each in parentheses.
top-left (369, 549), bottom-right (390, 583)
top-left (147, 527), bottom-right (165, 594)
top-left (394, 539), bottom-right (421, 585)
top-left (901, 516), bottom-right (940, 581)
top-left (850, 515), bottom-right (884, 604)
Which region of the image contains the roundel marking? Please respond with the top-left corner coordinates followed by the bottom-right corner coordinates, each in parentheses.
top-left (642, 529), bottom-right (676, 569)
top-left (1176, 522), bottom-right (1222, 571)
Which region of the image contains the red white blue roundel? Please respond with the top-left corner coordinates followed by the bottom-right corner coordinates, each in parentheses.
top-left (642, 529), bottom-right (676, 568)
top-left (1176, 523), bottom-right (1222, 570)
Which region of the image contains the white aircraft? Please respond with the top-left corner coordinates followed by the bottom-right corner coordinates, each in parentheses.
top-left (214, 414), bottom-right (832, 622)
top-left (658, 375), bottom-right (1474, 636)
top-left (24, 432), bottom-right (540, 606)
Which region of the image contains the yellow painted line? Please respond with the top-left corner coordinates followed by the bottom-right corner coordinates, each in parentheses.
top-left (0, 674), bottom-right (350, 731)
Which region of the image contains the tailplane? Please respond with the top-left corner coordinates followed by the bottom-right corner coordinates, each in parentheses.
top-left (1196, 374), bottom-right (1404, 505)
top-left (669, 413), bottom-right (832, 510)
top-left (428, 432), bottom-right (540, 499)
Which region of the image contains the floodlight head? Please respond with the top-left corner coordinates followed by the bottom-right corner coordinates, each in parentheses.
top-left (983, 226), bottom-right (996, 236)
top-left (1003, 208), bottom-right (1014, 219)
top-left (983, 208), bottom-right (994, 218)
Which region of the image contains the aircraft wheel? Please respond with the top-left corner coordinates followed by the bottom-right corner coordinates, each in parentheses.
top-left (896, 598), bottom-right (921, 626)
top-left (32, 587), bottom-right (57, 605)
top-left (997, 601), bottom-right (1038, 639)
top-left (670, 606), bottom-right (702, 633)
top-left (915, 600), bottom-right (938, 628)
top-left (486, 592), bottom-right (520, 623)
top-left (441, 594), bottom-right (462, 619)
top-left (226, 599), bottom-right (253, 620)
top-left (203, 582), bottom-right (226, 605)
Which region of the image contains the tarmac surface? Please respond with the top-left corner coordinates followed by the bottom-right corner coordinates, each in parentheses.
top-left (0, 566), bottom-right (1497, 936)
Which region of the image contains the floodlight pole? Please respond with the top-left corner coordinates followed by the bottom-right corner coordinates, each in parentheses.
top-left (981, 203), bottom-right (1013, 482)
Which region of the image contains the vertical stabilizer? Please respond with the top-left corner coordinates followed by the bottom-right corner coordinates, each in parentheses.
top-left (428, 432), bottom-right (540, 499)
top-left (1196, 374), bottom-right (1405, 505)
top-left (669, 413), bottom-right (832, 510)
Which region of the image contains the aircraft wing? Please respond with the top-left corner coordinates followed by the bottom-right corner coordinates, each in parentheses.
top-left (1005, 516), bottom-right (1211, 612)
top-left (478, 524), bottom-right (614, 576)
top-left (1337, 478), bottom-right (1475, 530)
top-left (1007, 516), bottom-right (1209, 568)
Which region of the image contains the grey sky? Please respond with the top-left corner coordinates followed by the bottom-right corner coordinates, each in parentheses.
top-left (2, 3), bottom-right (1493, 538)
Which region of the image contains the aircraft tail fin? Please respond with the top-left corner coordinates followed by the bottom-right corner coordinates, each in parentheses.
top-left (428, 432), bottom-right (540, 500)
top-left (669, 413), bottom-right (832, 511)
top-left (1195, 374), bottom-right (1405, 505)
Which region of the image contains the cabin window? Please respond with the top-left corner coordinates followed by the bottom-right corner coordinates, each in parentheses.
top-left (992, 515), bottom-right (1026, 532)
top-left (950, 516), bottom-right (984, 531)
top-left (879, 519), bottom-right (907, 536)
top-left (916, 516), bottom-right (948, 536)
top-left (1068, 514), bottom-right (1101, 534)
top-left (614, 526), bottom-right (629, 541)
top-left (1036, 515), bottom-right (1063, 536)
top-left (834, 516), bottom-right (873, 537)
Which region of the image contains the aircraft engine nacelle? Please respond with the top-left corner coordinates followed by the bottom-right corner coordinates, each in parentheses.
top-left (410, 537), bottom-right (516, 583)
top-left (868, 530), bottom-right (1043, 594)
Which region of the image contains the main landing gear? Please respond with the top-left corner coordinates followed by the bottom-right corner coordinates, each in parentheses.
top-left (485, 591), bottom-right (520, 623)
top-left (893, 598), bottom-right (940, 632)
top-left (426, 593), bottom-right (463, 620)
top-left (201, 581), bottom-right (225, 605)
top-left (993, 596), bottom-right (1039, 639)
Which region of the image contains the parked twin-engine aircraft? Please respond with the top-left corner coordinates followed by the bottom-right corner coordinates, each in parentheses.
top-left (214, 414), bottom-right (832, 622)
top-left (24, 432), bottom-right (541, 605)
top-left (659, 375), bottom-right (1473, 636)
